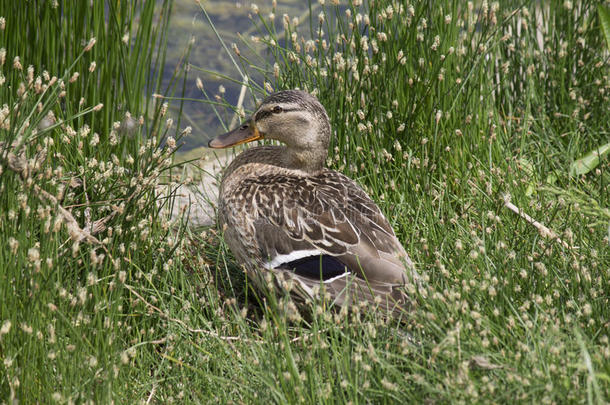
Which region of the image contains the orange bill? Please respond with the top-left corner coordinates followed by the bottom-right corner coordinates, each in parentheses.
top-left (207, 120), bottom-right (263, 148)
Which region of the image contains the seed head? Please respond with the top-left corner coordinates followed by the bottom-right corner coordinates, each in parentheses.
top-left (84, 37), bottom-right (97, 52)
top-left (27, 247), bottom-right (40, 263)
top-left (231, 43), bottom-right (240, 56)
top-left (13, 56), bottom-right (22, 70)
top-left (0, 320), bottom-right (11, 336)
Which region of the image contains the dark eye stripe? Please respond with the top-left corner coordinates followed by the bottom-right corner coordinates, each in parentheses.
top-left (254, 107), bottom-right (298, 122)
top-left (254, 110), bottom-right (273, 122)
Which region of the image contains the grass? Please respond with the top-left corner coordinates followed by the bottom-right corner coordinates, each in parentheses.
top-left (1, 0), bottom-right (609, 403)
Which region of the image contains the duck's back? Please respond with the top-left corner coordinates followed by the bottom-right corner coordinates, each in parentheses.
top-left (218, 146), bottom-right (416, 293)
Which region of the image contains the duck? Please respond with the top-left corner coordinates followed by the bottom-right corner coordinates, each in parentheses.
top-left (208, 89), bottom-right (419, 314)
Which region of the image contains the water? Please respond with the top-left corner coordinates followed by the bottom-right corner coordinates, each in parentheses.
top-left (165, 0), bottom-right (310, 152)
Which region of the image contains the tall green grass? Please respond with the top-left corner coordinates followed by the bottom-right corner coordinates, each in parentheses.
top-left (0, 0), bottom-right (608, 402)
top-left (191, 0), bottom-right (609, 403)
top-left (0, 0), bottom-right (190, 401)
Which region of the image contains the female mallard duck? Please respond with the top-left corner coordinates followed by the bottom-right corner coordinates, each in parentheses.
top-left (208, 90), bottom-right (418, 313)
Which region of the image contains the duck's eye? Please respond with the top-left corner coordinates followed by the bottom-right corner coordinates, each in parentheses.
top-left (240, 123), bottom-right (249, 130)
top-left (272, 106), bottom-right (283, 114)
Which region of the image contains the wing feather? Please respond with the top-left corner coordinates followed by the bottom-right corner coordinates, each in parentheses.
top-left (222, 168), bottom-right (416, 286)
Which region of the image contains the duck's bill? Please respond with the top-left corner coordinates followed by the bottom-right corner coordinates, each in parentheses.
top-left (207, 121), bottom-right (263, 148)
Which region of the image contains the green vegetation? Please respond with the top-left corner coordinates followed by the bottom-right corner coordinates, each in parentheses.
top-left (1, 0), bottom-right (609, 403)
top-left (0, 0), bottom-right (187, 402)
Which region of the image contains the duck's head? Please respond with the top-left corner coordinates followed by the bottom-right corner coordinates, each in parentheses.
top-left (208, 90), bottom-right (331, 171)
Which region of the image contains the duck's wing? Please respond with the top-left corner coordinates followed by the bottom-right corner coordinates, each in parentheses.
top-left (230, 169), bottom-right (417, 286)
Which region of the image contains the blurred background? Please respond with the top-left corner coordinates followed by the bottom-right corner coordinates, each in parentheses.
top-left (166, 0), bottom-right (309, 152)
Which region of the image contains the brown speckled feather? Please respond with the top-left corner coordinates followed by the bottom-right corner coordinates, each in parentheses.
top-left (211, 90), bottom-right (418, 313)
top-left (218, 147), bottom-right (418, 310)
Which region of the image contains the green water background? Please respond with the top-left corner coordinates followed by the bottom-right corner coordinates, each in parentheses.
top-left (166, 0), bottom-right (309, 151)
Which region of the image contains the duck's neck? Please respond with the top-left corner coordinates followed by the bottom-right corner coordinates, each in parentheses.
top-left (281, 145), bottom-right (327, 173)
top-left (220, 144), bottom-right (325, 188)
top-left (219, 145), bottom-right (325, 199)
top-left (227, 144), bottom-right (326, 173)
top-left (278, 120), bottom-right (330, 172)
